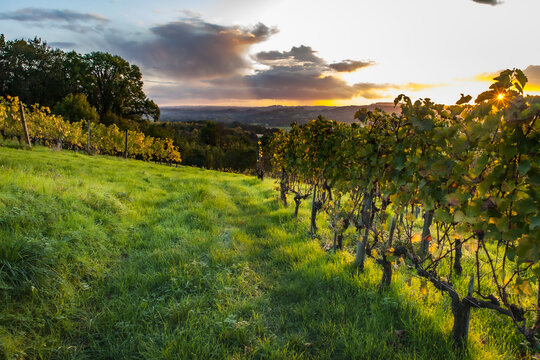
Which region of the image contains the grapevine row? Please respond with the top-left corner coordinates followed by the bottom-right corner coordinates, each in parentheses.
top-left (269, 69), bottom-right (540, 348)
top-left (0, 96), bottom-right (181, 165)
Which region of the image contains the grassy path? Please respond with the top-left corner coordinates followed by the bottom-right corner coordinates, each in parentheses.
top-left (0, 146), bottom-right (523, 359)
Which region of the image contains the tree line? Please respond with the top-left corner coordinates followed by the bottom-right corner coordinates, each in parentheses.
top-left (268, 69), bottom-right (540, 349)
top-left (0, 35), bottom-right (274, 172)
top-left (0, 34), bottom-right (159, 126)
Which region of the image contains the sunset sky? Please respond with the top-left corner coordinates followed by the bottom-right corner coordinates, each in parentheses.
top-left (1, 0), bottom-right (539, 106)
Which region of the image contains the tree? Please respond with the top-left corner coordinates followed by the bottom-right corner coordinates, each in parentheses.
top-left (0, 36), bottom-right (67, 107)
top-left (54, 93), bottom-right (98, 123)
top-left (199, 121), bottom-right (223, 146)
top-left (0, 35), bottom-right (160, 127)
top-left (84, 52), bottom-right (160, 123)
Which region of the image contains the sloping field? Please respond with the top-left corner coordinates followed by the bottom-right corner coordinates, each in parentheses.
top-left (0, 146), bottom-right (523, 359)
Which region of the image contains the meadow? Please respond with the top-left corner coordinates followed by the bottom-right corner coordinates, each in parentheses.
top-left (0, 145), bottom-right (526, 359)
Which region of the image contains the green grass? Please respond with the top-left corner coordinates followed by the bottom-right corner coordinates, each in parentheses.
top-left (0, 145), bottom-right (528, 359)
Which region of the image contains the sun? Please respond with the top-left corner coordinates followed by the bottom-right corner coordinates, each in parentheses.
top-left (497, 93), bottom-right (505, 101)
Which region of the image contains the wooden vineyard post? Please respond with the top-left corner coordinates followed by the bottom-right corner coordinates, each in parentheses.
top-left (124, 129), bottom-right (128, 159)
top-left (19, 102), bottom-right (31, 147)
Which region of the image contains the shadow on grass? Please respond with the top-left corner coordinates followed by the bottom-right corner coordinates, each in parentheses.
top-left (216, 181), bottom-right (476, 360)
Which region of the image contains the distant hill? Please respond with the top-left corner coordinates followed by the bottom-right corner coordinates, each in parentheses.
top-left (160, 102), bottom-right (399, 127)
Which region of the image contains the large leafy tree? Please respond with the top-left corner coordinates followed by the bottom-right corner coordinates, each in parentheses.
top-left (0, 36), bottom-right (67, 107)
top-left (0, 35), bottom-right (160, 125)
top-left (83, 52), bottom-right (159, 123)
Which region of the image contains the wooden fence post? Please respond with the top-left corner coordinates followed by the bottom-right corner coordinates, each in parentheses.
top-left (19, 102), bottom-right (31, 147)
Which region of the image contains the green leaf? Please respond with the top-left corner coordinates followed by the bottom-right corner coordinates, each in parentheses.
top-left (518, 159), bottom-right (531, 175)
top-left (411, 116), bottom-right (434, 131)
top-left (530, 214), bottom-right (540, 230)
top-left (515, 69), bottom-right (528, 91)
top-left (434, 208), bottom-right (453, 223)
top-left (517, 235), bottom-right (539, 263)
top-left (454, 210), bottom-right (466, 222)
top-left (507, 247), bottom-right (516, 262)
top-left (456, 94), bottom-right (472, 105)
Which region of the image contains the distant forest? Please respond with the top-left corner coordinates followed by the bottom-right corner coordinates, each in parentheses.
top-left (0, 35), bottom-right (274, 171)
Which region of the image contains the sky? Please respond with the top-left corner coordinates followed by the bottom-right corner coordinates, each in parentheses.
top-left (1, 0), bottom-right (539, 106)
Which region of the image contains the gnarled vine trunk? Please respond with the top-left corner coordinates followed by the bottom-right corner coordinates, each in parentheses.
top-left (451, 275), bottom-right (474, 347)
top-left (380, 216), bottom-right (397, 288)
top-left (332, 197), bottom-right (341, 250)
top-left (419, 210), bottom-right (434, 258)
top-left (454, 238), bottom-right (463, 276)
top-left (280, 169), bottom-right (287, 207)
top-left (310, 185), bottom-right (319, 234)
top-left (354, 191), bottom-right (373, 270)
top-left (294, 196), bottom-right (301, 217)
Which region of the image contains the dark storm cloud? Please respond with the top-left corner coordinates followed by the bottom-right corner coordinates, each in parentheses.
top-left (114, 18), bottom-right (278, 80)
top-left (329, 60), bottom-right (375, 73)
top-left (246, 66), bottom-right (357, 100)
top-left (107, 17), bottom-right (398, 102)
top-left (0, 8), bottom-right (108, 32)
top-left (235, 46), bottom-right (379, 100)
top-left (254, 45), bottom-right (325, 65)
top-left (151, 61), bottom-right (395, 102)
top-left (472, 0), bottom-right (503, 5)
top-left (253, 46), bottom-right (375, 75)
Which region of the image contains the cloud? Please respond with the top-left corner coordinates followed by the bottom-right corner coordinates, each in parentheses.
top-left (114, 18), bottom-right (278, 80)
top-left (180, 44), bottom-right (379, 101)
top-left (148, 67), bottom-right (399, 102)
top-left (246, 67), bottom-right (358, 100)
top-left (48, 41), bottom-right (77, 49)
top-left (329, 60), bottom-right (375, 72)
top-left (147, 75), bottom-right (422, 103)
top-left (524, 65), bottom-right (540, 86)
top-left (254, 45), bottom-right (325, 65)
top-left (471, 0), bottom-right (503, 5)
top-left (0, 8), bottom-right (108, 32)
top-left (105, 17), bottom-right (421, 103)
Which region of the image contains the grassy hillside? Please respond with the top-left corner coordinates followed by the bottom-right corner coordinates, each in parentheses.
top-left (0, 145), bottom-right (525, 359)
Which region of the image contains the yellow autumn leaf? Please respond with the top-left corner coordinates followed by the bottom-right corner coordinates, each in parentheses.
top-left (371, 249), bottom-right (378, 258)
top-left (411, 234), bottom-right (421, 243)
top-left (517, 281), bottom-right (533, 297)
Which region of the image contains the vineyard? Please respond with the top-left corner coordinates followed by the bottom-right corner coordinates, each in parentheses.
top-left (268, 69), bottom-right (540, 348)
top-left (0, 69), bottom-right (539, 359)
top-left (0, 96), bottom-right (181, 165)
